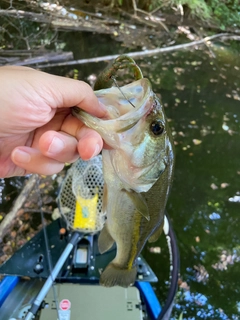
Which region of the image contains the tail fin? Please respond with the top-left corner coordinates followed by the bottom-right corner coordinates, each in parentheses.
top-left (100, 263), bottom-right (137, 288)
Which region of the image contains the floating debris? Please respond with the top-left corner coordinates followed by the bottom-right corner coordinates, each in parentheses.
top-left (149, 246), bottom-right (161, 254)
top-left (195, 236), bottom-right (200, 243)
top-left (212, 249), bottom-right (240, 271)
top-left (210, 183), bottom-right (218, 190)
top-left (194, 264), bottom-right (209, 284)
top-left (193, 139), bottom-right (202, 145)
top-left (220, 183), bottom-right (229, 189)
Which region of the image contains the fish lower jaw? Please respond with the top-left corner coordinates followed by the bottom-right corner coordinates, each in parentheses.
top-left (100, 262), bottom-right (137, 288)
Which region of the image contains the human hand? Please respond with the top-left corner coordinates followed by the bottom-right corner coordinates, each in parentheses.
top-left (0, 66), bottom-right (106, 178)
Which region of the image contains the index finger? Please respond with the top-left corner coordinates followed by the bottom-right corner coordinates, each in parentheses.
top-left (45, 75), bottom-right (107, 118)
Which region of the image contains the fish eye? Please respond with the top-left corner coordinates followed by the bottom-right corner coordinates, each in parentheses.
top-left (150, 120), bottom-right (165, 135)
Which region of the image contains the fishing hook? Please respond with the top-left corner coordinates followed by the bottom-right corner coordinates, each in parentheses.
top-left (111, 76), bottom-right (136, 108)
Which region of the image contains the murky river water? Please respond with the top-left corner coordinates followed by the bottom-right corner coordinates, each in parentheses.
top-left (1, 28), bottom-right (240, 319)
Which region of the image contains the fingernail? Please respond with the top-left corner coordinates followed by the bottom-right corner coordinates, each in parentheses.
top-left (13, 149), bottom-right (31, 163)
top-left (92, 144), bottom-right (101, 158)
top-left (48, 137), bottom-right (65, 154)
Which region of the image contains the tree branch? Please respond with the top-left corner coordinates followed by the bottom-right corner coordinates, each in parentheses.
top-left (0, 174), bottom-right (39, 242)
top-left (36, 33), bottom-right (239, 69)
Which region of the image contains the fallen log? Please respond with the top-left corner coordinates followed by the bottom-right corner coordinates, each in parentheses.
top-left (0, 174), bottom-right (39, 242)
top-left (0, 51), bottom-right (73, 66)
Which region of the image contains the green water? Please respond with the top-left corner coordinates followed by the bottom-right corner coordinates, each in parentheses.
top-left (1, 30), bottom-right (240, 319)
top-left (143, 46), bottom-right (240, 319)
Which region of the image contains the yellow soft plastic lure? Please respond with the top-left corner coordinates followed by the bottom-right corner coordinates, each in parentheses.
top-left (73, 193), bottom-right (98, 230)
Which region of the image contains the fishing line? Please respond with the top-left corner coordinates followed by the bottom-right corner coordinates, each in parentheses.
top-left (36, 175), bottom-right (60, 319)
top-left (111, 76), bottom-right (136, 108)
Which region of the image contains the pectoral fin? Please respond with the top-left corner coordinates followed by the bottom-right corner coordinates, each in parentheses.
top-left (124, 190), bottom-right (150, 221)
top-left (98, 223), bottom-right (115, 254)
top-left (148, 222), bottom-right (164, 243)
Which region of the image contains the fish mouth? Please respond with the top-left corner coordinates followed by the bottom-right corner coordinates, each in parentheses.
top-left (72, 78), bottom-right (154, 149)
top-left (95, 78), bottom-right (153, 124)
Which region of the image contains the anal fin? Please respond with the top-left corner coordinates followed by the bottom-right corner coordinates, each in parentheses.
top-left (148, 222), bottom-right (164, 243)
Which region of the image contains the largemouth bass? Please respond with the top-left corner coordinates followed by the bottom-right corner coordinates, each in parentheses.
top-left (72, 56), bottom-right (174, 287)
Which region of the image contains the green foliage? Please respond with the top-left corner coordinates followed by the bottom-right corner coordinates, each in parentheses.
top-left (209, 0), bottom-right (240, 28)
top-left (152, 0), bottom-right (240, 28)
top-left (169, 0), bottom-right (212, 20)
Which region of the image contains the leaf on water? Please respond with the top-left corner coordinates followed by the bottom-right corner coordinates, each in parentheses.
top-left (173, 67), bottom-right (185, 75)
top-left (193, 139), bottom-right (202, 145)
top-left (221, 183), bottom-right (229, 188)
top-left (233, 93), bottom-right (240, 101)
top-left (210, 183), bottom-right (218, 190)
top-left (191, 61), bottom-right (202, 66)
top-left (182, 145), bottom-right (190, 151)
top-left (227, 129), bottom-right (235, 136)
top-left (149, 246), bottom-right (161, 254)
top-left (176, 82), bottom-right (185, 90)
top-left (178, 131), bottom-right (185, 136)
top-left (220, 74), bottom-right (226, 79)
top-left (179, 281), bottom-right (190, 291)
top-left (191, 246), bottom-right (197, 254)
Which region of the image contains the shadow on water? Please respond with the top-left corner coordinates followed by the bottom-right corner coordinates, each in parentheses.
top-left (1, 28), bottom-right (240, 319)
